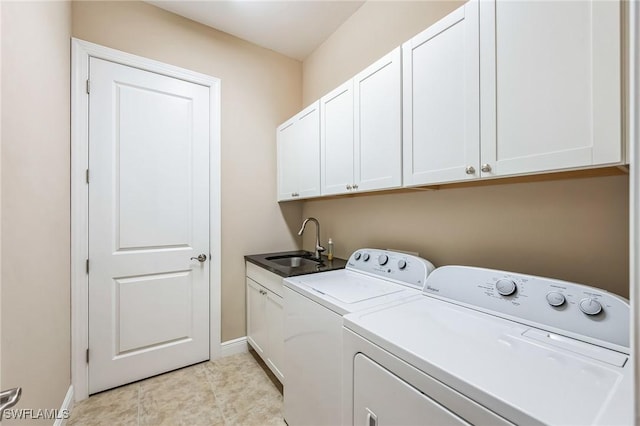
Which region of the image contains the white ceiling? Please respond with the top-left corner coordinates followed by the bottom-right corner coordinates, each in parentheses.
top-left (146, 1), bottom-right (366, 60)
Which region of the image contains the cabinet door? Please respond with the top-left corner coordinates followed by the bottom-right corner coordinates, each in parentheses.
top-left (321, 81), bottom-right (355, 195)
top-left (479, 0), bottom-right (621, 177)
top-left (246, 278), bottom-right (267, 356)
top-left (277, 119), bottom-right (299, 201)
top-left (354, 48), bottom-right (402, 192)
top-left (265, 291), bottom-right (284, 382)
top-left (403, 1), bottom-right (480, 186)
top-left (297, 101), bottom-right (321, 199)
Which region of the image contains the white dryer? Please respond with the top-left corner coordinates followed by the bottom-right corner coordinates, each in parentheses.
top-left (342, 265), bottom-right (632, 425)
top-left (283, 248), bottom-right (435, 426)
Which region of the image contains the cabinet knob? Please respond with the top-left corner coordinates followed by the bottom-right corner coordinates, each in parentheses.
top-left (465, 166), bottom-right (476, 175)
top-left (346, 185), bottom-right (352, 190)
top-left (353, 184), bottom-right (359, 190)
top-left (481, 164), bottom-right (492, 173)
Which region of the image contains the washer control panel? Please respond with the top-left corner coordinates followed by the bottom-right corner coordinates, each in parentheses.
top-left (422, 266), bottom-right (630, 352)
top-left (347, 248), bottom-right (435, 289)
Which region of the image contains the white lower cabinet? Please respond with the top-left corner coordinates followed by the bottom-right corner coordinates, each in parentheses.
top-left (246, 262), bottom-right (284, 382)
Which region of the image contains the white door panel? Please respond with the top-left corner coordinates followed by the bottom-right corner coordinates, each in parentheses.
top-left (265, 291), bottom-right (284, 381)
top-left (297, 104), bottom-right (321, 198)
top-left (354, 48), bottom-right (402, 191)
top-left (117, 271), bottom-right (193, 353)
top-left (321, 81), bottom-right (354, 195)
top-left (277, 122), bottom-right (298, 200)
top-left (403, 2), bottom-right (480, 186)
top-left (117, 84), bottom-right (193, 249)
top-left (480, 0), bottom-right (621, 177)
top-left (89, 57), bottom-right (210, 394)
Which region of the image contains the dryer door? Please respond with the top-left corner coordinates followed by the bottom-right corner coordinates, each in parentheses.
top-left (354, 353), bottom-right (469, 426)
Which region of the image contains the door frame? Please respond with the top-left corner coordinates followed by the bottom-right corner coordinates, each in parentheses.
top-left (71, 38), bottom-right (222, 401)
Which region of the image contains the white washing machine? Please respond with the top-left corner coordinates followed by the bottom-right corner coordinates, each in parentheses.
top-left (342, 265), bottom-right (632, 425)
top-left (283, 248), bottom-right (436, 426)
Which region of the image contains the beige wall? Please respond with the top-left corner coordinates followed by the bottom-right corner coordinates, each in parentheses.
top-left (301, 1), bottom-right (630, 297)
top-left (303, 0), bottom-right (463, 104)
top-left (1, 0), bottom-right (72, 421)
top-left (72, 1), bottom-right (303, 341)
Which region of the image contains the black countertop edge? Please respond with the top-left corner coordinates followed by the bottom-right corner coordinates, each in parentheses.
top-left (245, 250), bottom-right (348, 278)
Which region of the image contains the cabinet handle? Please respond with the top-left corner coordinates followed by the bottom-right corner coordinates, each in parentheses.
top-left (481, 163), bottom-right (492, 173)
top-left (346, 185), bottom-right (352, 190)
top-left (366, 409), bottom-right (378, 426)
top-left (465, 166), bottom-right (476, 175)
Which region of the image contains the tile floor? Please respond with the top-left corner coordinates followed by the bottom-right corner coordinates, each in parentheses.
top-left (68, 352), bottom-right (285, 426)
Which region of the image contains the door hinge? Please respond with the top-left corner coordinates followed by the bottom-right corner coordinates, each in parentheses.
top-left (86, 79), bottom-right (90, 94)
top-left (86, 348), bottom-right (89, 363)
top-left (86, 169), bottom-right (89, 184)
top-left (86, 259), bottom-right (89, 274)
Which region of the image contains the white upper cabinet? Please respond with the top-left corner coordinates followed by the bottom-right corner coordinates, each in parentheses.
top-left (403, 1), bottom-right (480, 186)
top-left (321, 48), bottom-right (402, 195)
top-left (279, 0), bottom-right (624, 201)
top-left (479, 0), bottom-right (622, 178)
top-left (354, 48), bottom-right (402, 192)
top-left (277, 101), bottom-right (320, 201)
top-left (321, 81), bottom-right (355, 196)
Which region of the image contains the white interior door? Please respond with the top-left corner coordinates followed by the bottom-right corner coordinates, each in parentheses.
top-left (88, 57), bottom-right (210, 394)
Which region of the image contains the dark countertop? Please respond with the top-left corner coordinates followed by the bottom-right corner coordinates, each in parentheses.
top-left (245, 250), bottom-right (347, 278)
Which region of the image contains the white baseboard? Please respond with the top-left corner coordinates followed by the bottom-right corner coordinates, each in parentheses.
top-left (54, 385), bottom-right (74, 426)
top-left (217, 336), bottom-right (248, 358)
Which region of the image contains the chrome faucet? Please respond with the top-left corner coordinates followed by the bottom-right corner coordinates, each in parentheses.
top-left (298, 217), bottom-right (325, 261)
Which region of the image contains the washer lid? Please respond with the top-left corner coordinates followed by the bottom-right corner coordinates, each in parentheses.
top-left (293, 270), bottom-right (403, 303)
top-left (284, 269), bottom-right (419, 315)
top-left (344, 296), bottom-right (632, 426)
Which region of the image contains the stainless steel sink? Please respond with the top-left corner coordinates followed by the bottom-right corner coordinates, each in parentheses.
top-left (265, 254), bottom-right (321, 268)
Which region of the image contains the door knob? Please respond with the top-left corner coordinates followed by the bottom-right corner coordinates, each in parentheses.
top-left (190, 254), bottom-right (207, 262)
top-left (0, 387), bottom-right (22, 420)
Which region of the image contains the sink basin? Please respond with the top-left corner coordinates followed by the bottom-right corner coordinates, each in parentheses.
top-left (265, 254), bottom-right (322, 268)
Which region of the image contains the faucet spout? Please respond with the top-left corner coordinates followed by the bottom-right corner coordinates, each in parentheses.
top-left (298, 217), bottom-right (325, 260)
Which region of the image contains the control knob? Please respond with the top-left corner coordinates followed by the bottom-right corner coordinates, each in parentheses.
top-left (397, 259), bottom-right (407, 270)
top-left (362, 253), bottom-right (370, 262)
top-left (378, 254), bottom-right (389, 266)
top-left (546, 292), bottom-right (566, 307)
top-left (495, 278), bottom-right (517, 296)
top-left (579, 298), bottom-right (602, 316)
top-left (354, 252), bottom-right (361, 261)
